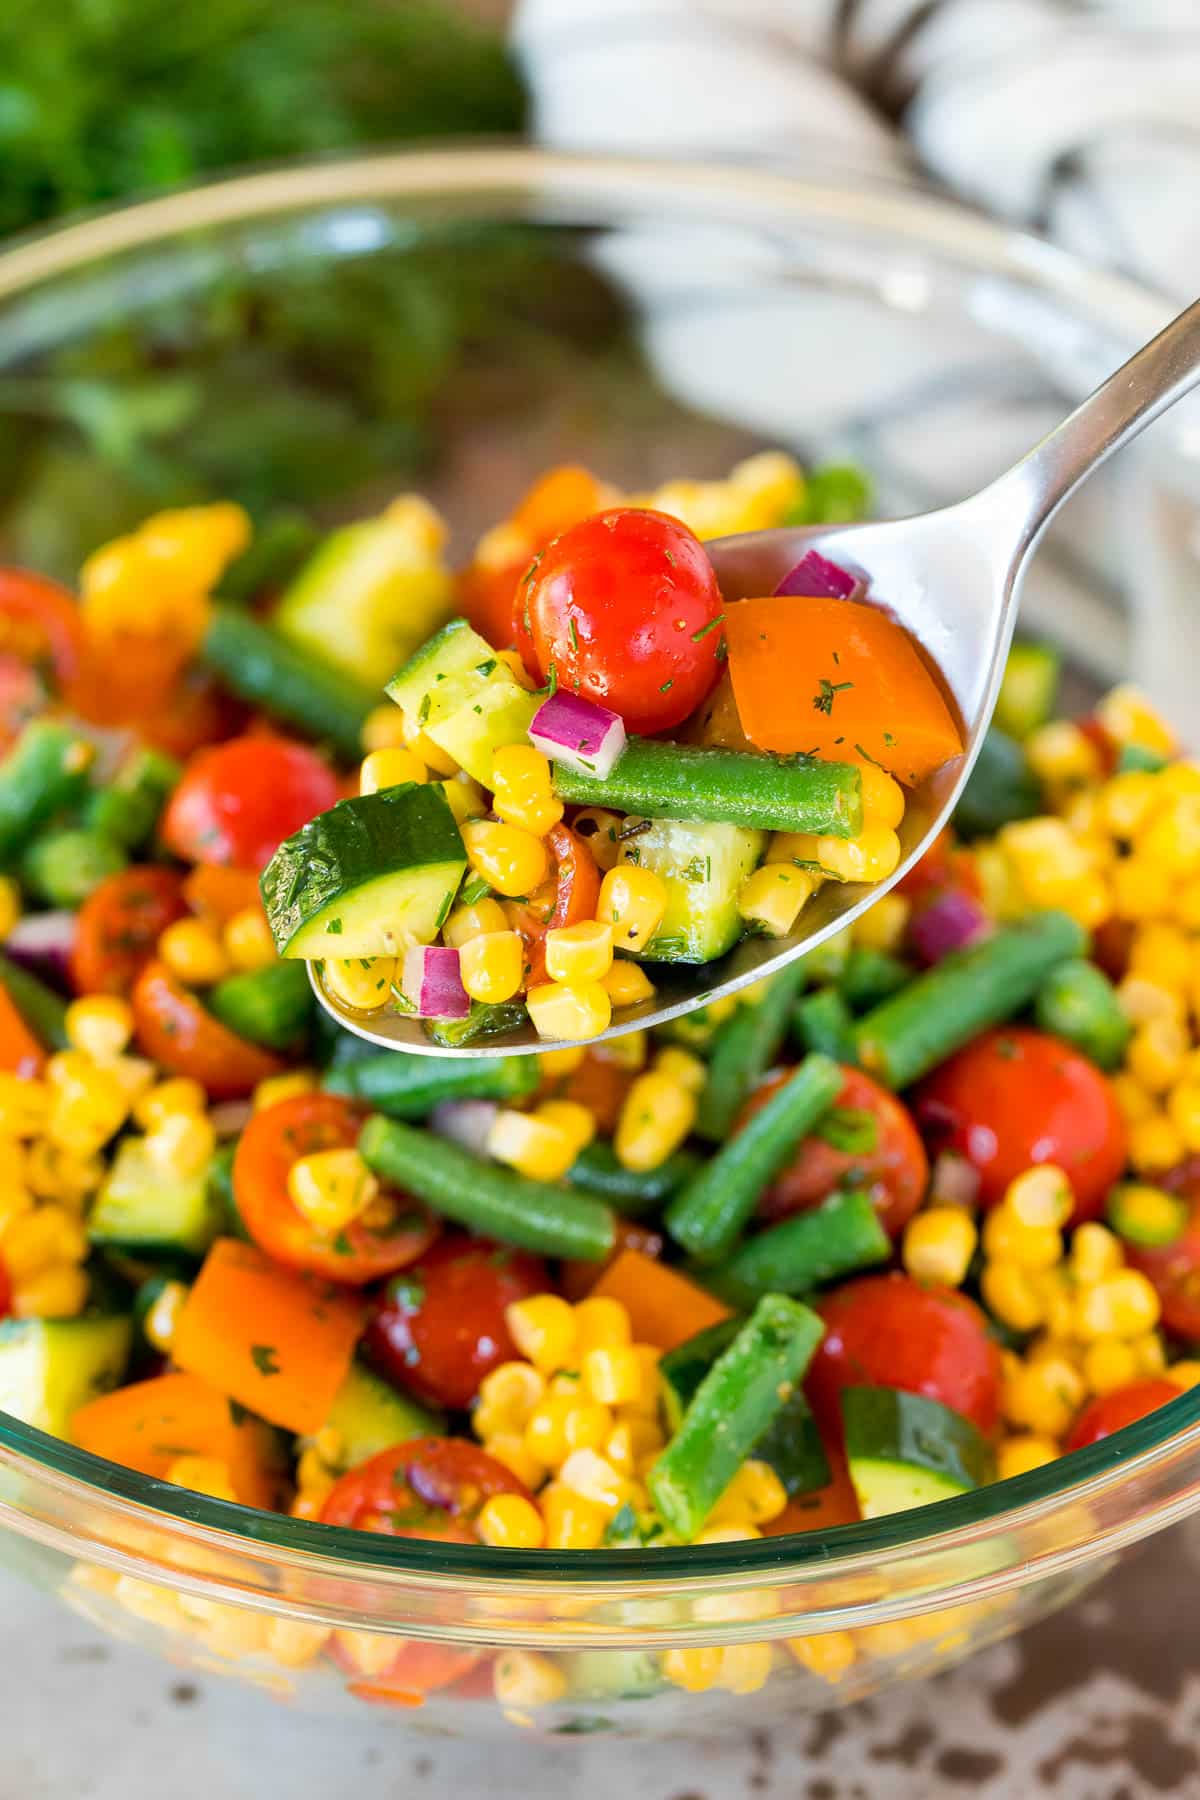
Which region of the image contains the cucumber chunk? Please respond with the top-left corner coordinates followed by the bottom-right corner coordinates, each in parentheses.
top-left (318, 1360), bottom-right (444, 1470)
top-left (0, 1315), bottom-right (132, 1436)
top-left (841, 1385), bottom-right (995, 1518)
top-left (616, 818), bottom-right (764, 963)
top-left (386, 617), bottom-right (538, 784)
top-left (262, 784), bottom-right (467, 960)
top-left (88, 1139), bottom-right (222, 1257)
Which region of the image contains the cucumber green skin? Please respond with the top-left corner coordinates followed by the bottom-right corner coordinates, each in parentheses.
top-left (219, 509), bottom-right (320, 606)
top-left (360, 1115), bottom-right (616, 1261)
top-left (564, 1650), bottom-right (664, 1702)
top-left (647, 1294), bottom-right (824, 1540)
top-left (792, 988), bottom-right (857, 1062)
top-left (1118, 744), bottom-right (1169, 774)
top-left (783, 462), bottom-right (872, 527)
top-left (424, 1000), bottom-right (527, 1048)
top-left (699, 961), bottom-right (809, 1141)
top-left (567, 1140), bottom-right (702, 1216)
top-left (325, 1049), bottom-right (538, 1116)
top-left (206, 1142), bottom-right (250, 1241)
top-left (706, 1189), bottom-right (890, 1307)
top-left (261, 783), bottom-right (466, 959)
top-left (202, 604), bottom-right (375, 761)
top-left (21, 827), bottom-right (127, 908)
top-left (994, 640), bottom-right (1060, 741)
top-left (840, 1385), bottom-right (995, 1519)
top-left (319, 1359), bottom-right (445, 1469)
top-left (838, 947), bottom-right (911, 1014)
top-left (85, 748), bottom-right (181, 851)
top-left (0, 1314), bottom-right (132, 1437)
top-left (554, 739), bottom-right (863, 837)
top-left (386, 616), bottom-right (537, 784)
top-left (1034, 958), bottom-right (1131, 1073)
top-left (666, 1053), bottom-right (844, 1263)
top-left (0, 953), bottom-right (68, 1050)
top-left (88, 1140), bottom-right (222, 1257)
top-left (207, 961), bottom-right (315, 1051)
top-left (953, 728), bottom-right (1041, 839)
top-left (619, 818), bottom-right (764, 964)
top-left (0, 721), bottom-right (93, 863)
top-left (854, 911), bottom-right (1087, 1091)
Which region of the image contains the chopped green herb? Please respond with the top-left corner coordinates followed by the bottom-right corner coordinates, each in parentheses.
top-left (813, 678), bottom-right (854, 716)
top-left (326, 917), bottom-right (343, 936)
top-left (568, 618), bottom-right (579, 652)
top-left (691, 613), bottom-right (725, 642)
top-left (250, 1344), bottom-right (280, 1377)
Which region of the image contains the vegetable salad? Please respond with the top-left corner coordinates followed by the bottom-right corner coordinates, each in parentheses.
top-left (0, 458), bottom-right (1197, 1712)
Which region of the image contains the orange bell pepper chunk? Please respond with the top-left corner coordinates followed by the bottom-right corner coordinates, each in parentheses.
top-left (72, 1370), bottom-right (285, 1509)
top-left (589, 1248), bottom-right (731, 1352)
top-left (725, 595), bottom-right (963, 785)
top-left (0, 985), bottom-right (45, 1079)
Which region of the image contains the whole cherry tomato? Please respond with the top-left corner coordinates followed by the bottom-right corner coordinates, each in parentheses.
top-left (1125, 1189), bottom-right (1200, 1343)
top-left (459, 465), bottom-right (612, 651)
top-left (364, 1234), bottom-right (546, 1412)
top-left (1064, 1379), bottom-right (1184, 1452)
top-left (162, 735), bottom-right (338, 871)
top-left (131, 959), bottom-right (285, 1098)
top-left (914, 1027), bottom-right (1126, 1223)
top-left (806, 1272), bottom-right (1002, 1439)
top-left (515, 508), bottom-right (725, 734)
top-left (507, 822), bottom-right (601, 990)
top-left (744, 1065), bottom-right (928, 1241)
top-left (71, 866), bottom-right (189, 997)
top-left (234, 1094), bottom-right (440, 1286)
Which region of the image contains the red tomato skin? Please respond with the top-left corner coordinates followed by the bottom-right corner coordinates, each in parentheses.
top-left (512, 823), bottom-right (602, 991)
top-left (234, 1094), bottom-right (440, 1286)
top-left (1064, 1379), bottom-right (1183, 1452)
top-left (516, 509), bottom-right (724, 734)
top-left (131, 960), bottom-right (285, 1098)
top-left (321, 1438), bottom-right (529, 1537)
top-left (162, 735), bottom-right (338, 872)
top-left (914, 1027), bottom-right (1127, 1224)
top-left (806, 1272), bottom-right (1002, 1439)
top-left (71, 867), bottom-right (189, 997)
top-left (364, 1236), bottom-right (547, 1412)
top-left (744, 1066), bottom-right (928, 1241)
top-left (0, 1255), bottom-right (11, 1321)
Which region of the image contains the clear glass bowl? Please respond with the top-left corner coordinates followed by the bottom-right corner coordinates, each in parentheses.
top-left (2, 147), bottom-right (1199, 1738)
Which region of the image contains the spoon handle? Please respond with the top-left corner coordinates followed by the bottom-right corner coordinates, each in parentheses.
top-left (985, 294), bottom-right (1200, 568)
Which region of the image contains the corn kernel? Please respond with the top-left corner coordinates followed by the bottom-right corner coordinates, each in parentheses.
top-left (1082, 1337), bottom-right (1139, 1395)
top-left (45, 1061), bottom-right (129, 1155)
top-left (462, 820), bottom-right (549, 899)
top-left (477, 1493), bottom-right (546, 1549)
top-left (165, 1455), bottom-right (238, 1503)
top-left (1070, 1221), bottom-right (1125, 1284)
top-left (615, 1070), bottom-right (697, 1172)
top-left (793, 825), bottom-right (901, 886)
top-left (981, 1261), bottom-right (1045, 1333)
top-left (1025, 720), bottom-right (1102, 791)
top-left (574, 1295), bottom-right (632, 1356)
top-left (1128, 1016), bottom-right (1189, 1093)
top-left (143, 1278), bottom-right (189, 1354)
top-left (1110, 1072), bottom-right (1156, 1125)
top-left (557, 1448), bottom-right (626, 1511)
top-left (0, 875), bottom-right (21, 940)
top-left (145, 1112), bottom-right (217, 1179)
top-left (490, 745), bottom-right (563, 836)
top-left (1148, 794), bottom-right (1200, 874)
top-left (582, 1345), bottom-right (642, 1407)
top-left (538, 1046), bottom-right (586, 1080)
top-left (600, 864), bottom-right (669, 951)
top-left (459, 930), bottom-right (524, 1004)
top-left (716, 1643), bottom-right (774, 1696)
top-left (595, 961), bottom-right (652, 1014)
top-left (1003, 1354), bottom-right (1085, 1438)
top-left (287, 1148), bottom-right (378, 1235)
top-left (854, 761), bottom-right (906, 831)
top-left (624, 1409), bottom-right (665, 1460)
top-left (441, 776), bottom-right (488, 826)
top-left (475, 1361), bottom-right (546, 1436)
top-left (265, 1619), bottom-right (333, 1668)
top-left (664, 1647), bottom-right (723, 1693)
top-left (252, 1070), bottom-right (316, 1113)
top-left (1032, 1268), bottom-right (1077, 1341)
top-left (545, 921), bottom-right (613, 985)
top-left (158, 917), bottom-right (229, 987)
top-left (706, 1459), bottom-right (789, 1529)
top-left (1096, 685), bottom-right (1176, 757)
top-left (12, 1262), bottom-right (89, 1319)
top-left (982, 1208), bottom-right (1063, 1271)
top-left (902, 1207), bottom-right (977, 1287)
top-left (487, 1109), bottom-right (576, 1182)
top-left (997, 1435), bottom-right (1059, 1479)
top-left (65, 995), bottom-right (133, 1060)
top-left (223, 906), bottom-right (277, 972)
top-left (1169, 1361), bottom-right (1200, 1390)
top-left (653, 1046), bottom-right (706, 1095)
top-left (360, 704), bottom-right (409, 753)
top-left (534, 1100), bottom-right (595, 1157)
top-left (442, 898), bottom-right (508, 949)
top-left (492, 1648), bottom-right (568, 1708)
top-left (852, 891), bottom-right (911, 954)
top-left (787, 1633), bottom-right (856, 1684)
top-left (481, 1434), bottom-right (546, 1490)
top-left (2, 1205), bottom-right (87, 1282)
top-left (360, 747), bottom-right (427, 794)
top-left (1100, 770), bottom-right (1162, 839)
top-left (134, 1077), bottom-right (206, 1129)
top-left (507, 1295), bottom-right (577, 1375)
top-left (1129, 923), bottom-right (1194, 992)
top-left (321, 955), bottom-right (395, 1013)
top-left (1112, 857), bottom-right (1171, 921)
top-left (0, 1075), bottom-right (50, 1137)
top-left (570, 807), bottom-right (624, 870)
top-left (525, 980), bottom-right (612, 1043)
top-left (738, 863), bottom-right (817, 936)
top-left (1128, 1111), bottom-right (1186, 1174)
top-left (592, 1029), bottom-right (648, 1071)
top-left (539, 1481), bottom-right (609, 1549)
top-left (23, 1142), bottom-right (102, 1207)
top-left (973, 843), bottom-right (1026, 920)
top-left (1167, 1079), bottom-right (1200, 1152)
top-left (1075, 1270), bottom-right (1160, 1341)
top-left (1006, 1165), bottom-right (1074, 1229)
top-left (1132, 1332), bottom-right (1167, 1376)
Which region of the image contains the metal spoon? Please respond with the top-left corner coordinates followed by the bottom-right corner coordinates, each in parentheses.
top-left (315, 294), bottom-right (1200, 1057)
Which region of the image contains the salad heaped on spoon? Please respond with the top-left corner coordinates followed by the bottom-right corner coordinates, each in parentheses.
top-left (260, 476), bottom-right (963, 1048)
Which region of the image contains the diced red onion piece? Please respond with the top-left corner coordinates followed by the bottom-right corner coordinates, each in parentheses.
top-left (431, 1098), bottom-right (499, 1157)
top-left (401, 945), bottom-right (470, 1019)
top-left (4, 910), bottom-right (76, 989)
top-left (529, 691), bottom-right (626, 780)
top-left (774, 550), bottom-right (862, 601)
top-left (908, 888), bottom-right (990, 966)
top-left (929, 1150), bottom-right (982, 1210)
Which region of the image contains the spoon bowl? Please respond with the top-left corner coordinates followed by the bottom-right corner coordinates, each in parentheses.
top-left (315, 295), bottom-right (1200, 1056)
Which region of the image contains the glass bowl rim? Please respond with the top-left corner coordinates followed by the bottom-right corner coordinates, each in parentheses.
top-left (0, 141), bottom-right (1191, 1588)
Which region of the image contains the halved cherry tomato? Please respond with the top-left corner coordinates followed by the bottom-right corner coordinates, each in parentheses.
top-left (897, 826), bottom-right (982, 906)
top-left (914, 1027), bottom-right (1126, 1224)
top-left (516, 509), bottom-right (725, 734)
top-left (162, 735), bottom-right (338, 872)
top-left (511, 822), bottom-right (601, 990)
top-left (137, 667), bottom-right (248, 759)
top-left (1064, 1379), bottom-right (1184, 1452)
top-left (321, 1438), bottom-right (530, 1539)
top-left (805, 1272), bottom-right (1002, 1440)
top-left (744, 1066), bottom-right (928, 1240)
top-left (182, 864), bottom-right (263, 926)
top-left (332, 1636), bottom-right (481, 1710)
top-left (131, 959), bottom-right (285, 1098)
top-left (364, 1234), bottom-right (546, 1411)
top-left (71, 866), bottom-right (189, 997)
top-left (0, 568), bottom-right (88, 692)
top-left (233, 1094), bottom-right (440, 1286)
top-left (1126, 1189), bottom-right (1200, 1343)
top-left (0, 655), bottom-right (47, 745)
